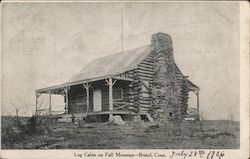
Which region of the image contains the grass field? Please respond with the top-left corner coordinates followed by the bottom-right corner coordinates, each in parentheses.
top-left (1, 116), bottom-right (239, 149)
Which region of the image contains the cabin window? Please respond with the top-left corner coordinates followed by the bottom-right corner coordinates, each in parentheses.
top-left (113, 88), bottom-right (123, 100)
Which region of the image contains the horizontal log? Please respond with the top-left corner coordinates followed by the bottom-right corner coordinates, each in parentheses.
top-left (139, 74), bottom-right (153, 78)
top-left (147, 56), bottom-right (155, 60)
top-left (128, 96), bottom-right (135, 99)
top-left (140, 107), bottom-right (151, 111)
top-left (139, 77), bottom-right (153, 81)
top-left (138, 69), bottom-right (154, 75)
top-left (139, 106), bottom-right (150, 110)
top-left (135, 94), bottom-right (151, 98)
top-left (145, 54), bottom-right (154, 59)
top-left (141, 94), bottom-right (150, 98)
top-left (141, 77), bottom-right (154, 81)
top-left (139, 109), bottom-right (149, 113)
top-left (138, 66), bottom-right (154, 72)
top-left (133, 74), bottom-right (139, 78)
top-left (140, 61), bottom-right (154, 66)
top-left (133, 77), bottom-right (140, 81)
top-left (139, 66), bottom-right (154, 72)
top-left (139, 111), bottom-right (149, 114)
top-left (129, 102), bottom-right (134, 106)
top-left (139, 75), bottom-right (154, 79)
top-left (140, 104), bottom-right (151, 108)
top-left (144, 56), bottom-right (155, 60)
top-left (140, 99), bottom-right (151, 104)
top-left (129, 101), bottom-right (134, 104)
top-left (134, 95), bottom-right (145, 99)
top-left (140, 100), bottom-right (152, 104)
top-left (140, 106), bottom-right (151, 110)
top-left (140, 91), bottom-right (150, 94)
top-left (127, 75), bottom-right (134, 78)
top-left (128, 107), bottom-right (137, 110)
top-left (142, 58), bottom-right (154, 63)
top-left (140, 79), bottom-right (153, 83)
top-left (178, 98), bottom-right (189, 100)
top-left (139, 97), bottom-right (152, 101)
top-left (139, 63), bottom-right (154, 69)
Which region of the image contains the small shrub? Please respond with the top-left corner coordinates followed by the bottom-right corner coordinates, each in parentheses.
top-left (1, 124), bottom-right (24, 149)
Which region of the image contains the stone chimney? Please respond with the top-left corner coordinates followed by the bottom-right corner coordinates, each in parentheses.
top-left (151, 32), bottom-right (174, 62)
top-left (151, 33), bottom-right (182, 121)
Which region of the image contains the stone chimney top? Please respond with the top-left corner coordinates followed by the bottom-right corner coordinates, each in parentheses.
top-left (151, 32), bottom-right (174, 61)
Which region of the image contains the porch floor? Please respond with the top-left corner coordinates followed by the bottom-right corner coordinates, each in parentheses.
top-left (48, 110), bottom-right (149, 122)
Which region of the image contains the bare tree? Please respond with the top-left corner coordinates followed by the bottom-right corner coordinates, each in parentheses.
top-left (7, 98), bottom-right (33, 123)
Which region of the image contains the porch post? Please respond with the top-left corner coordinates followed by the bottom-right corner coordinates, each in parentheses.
top-left (64, 87), bottom-right (69, 114)
top-left (86, 85), bottom-right (89, 114)
top-left (108, 77), bottom-right (113, 112)
top-left (35, 93), bottom-right (38, 115)
top-left (83, 83), bottom-right (90, 115)
top-left (196, 90), bottom-right (200, 120)
top-left (49, 90), bottom-right (52, 115)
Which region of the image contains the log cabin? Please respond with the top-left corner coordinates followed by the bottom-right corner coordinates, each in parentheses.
top-left (35, 32), bottom-right (200, 122)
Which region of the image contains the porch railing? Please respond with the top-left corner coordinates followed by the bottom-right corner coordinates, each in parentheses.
top-left (113, 101), bottom-right (130, 111)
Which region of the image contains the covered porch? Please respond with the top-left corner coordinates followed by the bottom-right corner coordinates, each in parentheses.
top-left (35, 75), bottom-right (135, 119)
top-left (186, 80), bottom-right (200, 120)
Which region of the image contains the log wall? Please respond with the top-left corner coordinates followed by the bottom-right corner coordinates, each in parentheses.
top-left (174, 64), bottom-right (189, 118)
top-left (137, 53), bottom-right (155, 114)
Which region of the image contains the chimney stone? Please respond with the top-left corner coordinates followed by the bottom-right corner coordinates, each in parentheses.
top-left (151, 32), bottom-right (182, 121)
top-left (151, 32), bottom-right (174, 62)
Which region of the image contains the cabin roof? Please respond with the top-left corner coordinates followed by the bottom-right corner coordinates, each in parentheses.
top-left (69, 45), bottom-right (151, 83)
top-left (36, 45), bottom-right (152, 93)
top-left (36, 44), bottom-right (200, 94)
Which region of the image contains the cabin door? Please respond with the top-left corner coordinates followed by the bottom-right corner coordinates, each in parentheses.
top-left (93, 89), bottom-right (102, 112)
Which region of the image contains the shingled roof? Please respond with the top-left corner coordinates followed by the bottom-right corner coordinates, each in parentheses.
top-left (69, 45), bottom-right (151, 83)
top-left (36, 45), bottom-right (152, 93)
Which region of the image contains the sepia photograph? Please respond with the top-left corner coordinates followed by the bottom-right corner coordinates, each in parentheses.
top-left (0, 1), bottom-right (249, 158)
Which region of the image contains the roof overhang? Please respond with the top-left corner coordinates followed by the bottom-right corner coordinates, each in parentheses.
top-left (35, 75), bottom-right (133, 94)
top-left (187, 80), bottom-right (200, 91)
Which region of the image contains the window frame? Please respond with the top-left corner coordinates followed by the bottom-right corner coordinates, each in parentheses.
top-left (113, 88), bottom-right (123, 101)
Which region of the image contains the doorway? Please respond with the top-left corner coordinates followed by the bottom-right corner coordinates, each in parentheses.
top-left (93, 89), bottom-right (102, 112)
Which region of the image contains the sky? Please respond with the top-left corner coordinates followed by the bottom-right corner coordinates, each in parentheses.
top-left (1, 2), bottom-right (239, 120)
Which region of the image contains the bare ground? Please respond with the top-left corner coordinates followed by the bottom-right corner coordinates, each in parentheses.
top-left (1, 116), bottom-right (239, 149)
